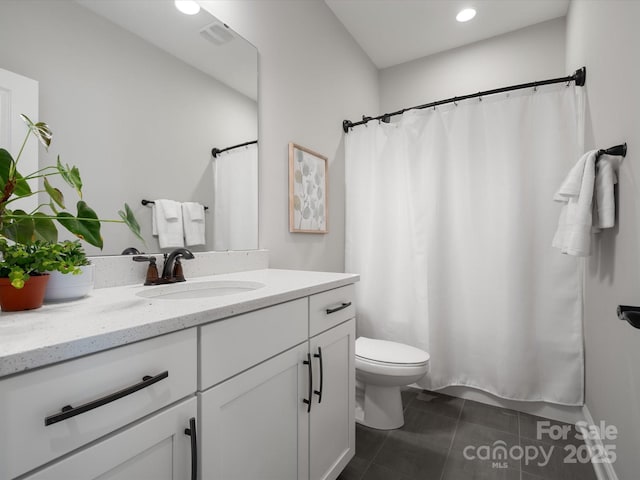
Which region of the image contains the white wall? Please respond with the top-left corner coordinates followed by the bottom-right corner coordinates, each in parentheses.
top-left (566, 1), bottom-right (640, 478)
top-left (201, 0), bottom-right (379, 272)
top-left (379, 18), bottom-right (566, 114)
top-left (0, 0), bottom-right (257, 255)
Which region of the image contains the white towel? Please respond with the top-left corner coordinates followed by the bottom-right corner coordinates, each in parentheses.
top-left (553, 150), bottom-right (619, 256)
top-left (154, 199), bottom-right (184, 248)
top-left (552, 150), bottom-right (597, 256)
top-left (182, 202), bottom-right (206, 246)
top-left (593, 157), bottom-right (617, 230)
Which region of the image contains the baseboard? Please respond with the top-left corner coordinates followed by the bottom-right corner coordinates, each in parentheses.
top-left (582, 405), bottom-right (619, 480)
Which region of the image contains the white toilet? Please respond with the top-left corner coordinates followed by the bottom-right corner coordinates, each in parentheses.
top-left (355, 337), bottom-right (430, 430)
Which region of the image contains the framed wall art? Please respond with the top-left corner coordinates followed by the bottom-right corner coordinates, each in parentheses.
top-left (289, 142), bottom-right (328, 233)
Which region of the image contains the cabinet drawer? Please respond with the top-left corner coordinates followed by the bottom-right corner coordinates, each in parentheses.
top-left (0, 329), bottom-right (197, 480)
top-left (309, 284), bottom-right (355, 337)
top-left (200, 298), bottom-right (308, 390)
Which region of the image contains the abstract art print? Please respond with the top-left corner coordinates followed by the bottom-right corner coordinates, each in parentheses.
top-left (289, 143), bottom-right (328, 233)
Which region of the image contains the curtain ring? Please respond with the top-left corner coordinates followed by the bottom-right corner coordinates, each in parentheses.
top-left (478, 96), bottom-right (483, 102)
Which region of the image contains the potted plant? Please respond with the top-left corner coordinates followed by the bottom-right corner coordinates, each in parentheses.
top-left (0, 114), bottom-right (143, 310)
top-left (43, 240), bottom-right (94, 302)
top-left (0, 239), bottom-right (62, 311)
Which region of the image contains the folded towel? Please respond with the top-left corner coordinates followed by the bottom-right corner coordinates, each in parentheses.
top-left (156, 198), bottom-right (179, 220)
top-left (552, 150), bottom-right (597, 256)
top-left (182, 202), bottom-right (206, 246)
top-left (593, 157), bottom-right (617, 230)
top-left (183, 201), bottom-right (205, 222)
top-left (154, 199), bottom-right (184, 248)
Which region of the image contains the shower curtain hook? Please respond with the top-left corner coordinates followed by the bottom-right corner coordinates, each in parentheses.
top-left (533, 82), bottom-right (538, 92)
top-left (453, 97), bottom-right (458, 106)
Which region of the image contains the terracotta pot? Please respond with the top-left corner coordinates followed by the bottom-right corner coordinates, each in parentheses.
top-left (0, 274), bottom-right (50, 312)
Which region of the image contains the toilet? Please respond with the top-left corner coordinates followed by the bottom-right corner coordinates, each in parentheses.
top-left (355, 337), bottom-right (430, 430)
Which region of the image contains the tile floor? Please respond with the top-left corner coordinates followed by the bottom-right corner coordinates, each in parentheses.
top-left (338, 389), bottom-right (598, 480)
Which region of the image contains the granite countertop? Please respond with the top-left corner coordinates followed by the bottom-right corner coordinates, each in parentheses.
top-left (0, 269), bottom-right (359, 379)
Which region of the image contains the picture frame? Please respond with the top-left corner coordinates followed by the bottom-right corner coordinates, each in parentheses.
top-left (289, 142), bottom-right (328, 233)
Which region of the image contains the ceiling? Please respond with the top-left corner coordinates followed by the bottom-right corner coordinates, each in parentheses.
top-left (324, 0), bottom-right (570, 69)
top-left (76, 0), bottom-right (257, 100)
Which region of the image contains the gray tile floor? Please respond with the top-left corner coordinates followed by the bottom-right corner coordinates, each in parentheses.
top-left (338, 389), bottom-right (598, 480)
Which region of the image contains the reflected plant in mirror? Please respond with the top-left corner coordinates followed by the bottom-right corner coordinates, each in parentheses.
top-left (0, 0), bottom-right (258, 255)
top-left (0, 114), bottom-right (142, 249)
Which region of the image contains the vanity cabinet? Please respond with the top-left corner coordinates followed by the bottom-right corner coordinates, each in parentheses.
top-left (0, 278), bottom-right (357, 480)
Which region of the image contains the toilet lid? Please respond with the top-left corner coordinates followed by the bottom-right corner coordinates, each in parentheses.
top-left (356, 337), bottom-right (430, 365)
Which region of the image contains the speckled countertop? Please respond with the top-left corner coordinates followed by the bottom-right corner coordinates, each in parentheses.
top-left (0, 269), bottom-right (359, 379)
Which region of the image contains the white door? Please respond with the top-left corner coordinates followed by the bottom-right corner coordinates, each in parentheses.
top-left (0, 67), bottom-right (38, 212)
top-left (200, 342), bottom-right (310, 480)
top-left (23, 398), bottom-right (197, 480)
top-left (309, 319), bottom-right (356, 480)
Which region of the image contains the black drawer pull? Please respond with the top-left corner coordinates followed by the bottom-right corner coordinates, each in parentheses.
top-left (303, 353), bottom-right (313, 413)
top-left (184, 417), bottom-right (198, 480)
top-left (44, 371), bottom-right (169, 426)
top-left (313, 347), bottom-right (323, 403)
top-left (326, 302), bottom-right (352, 315)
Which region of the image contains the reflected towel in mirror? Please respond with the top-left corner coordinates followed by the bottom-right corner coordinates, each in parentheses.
top-left (154, 199), bottom-right (184, 248)
top-left (182, 202), bottom-right (205, 246)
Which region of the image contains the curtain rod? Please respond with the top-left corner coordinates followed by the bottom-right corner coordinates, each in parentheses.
top-left (342, 67), bottom-right (586, 133)
top-left (211, 140), bottom-right (258, 158)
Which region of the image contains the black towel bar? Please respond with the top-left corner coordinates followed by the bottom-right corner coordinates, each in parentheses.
top-left (617, 305), bottom-right (640, 329)
top-left (141, 199), bottom-right (208, 211)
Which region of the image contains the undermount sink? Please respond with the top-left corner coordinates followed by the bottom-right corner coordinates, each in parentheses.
top-left (136, 280), bottom-right (265, 300)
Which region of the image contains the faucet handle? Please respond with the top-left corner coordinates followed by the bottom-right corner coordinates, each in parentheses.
top-left (172, 258), bottom-right (186, 282)
top-left (132, 256), bottom-right (160, 285)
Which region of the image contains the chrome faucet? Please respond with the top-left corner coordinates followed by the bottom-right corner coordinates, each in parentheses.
top-left (161, 248), bottom-right (195, 282)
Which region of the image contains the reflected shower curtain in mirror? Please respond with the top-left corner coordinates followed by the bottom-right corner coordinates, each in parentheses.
top-left (213, 143), bottom-right (258, 251)
top-left (345, 85), bottom-right (585, 405)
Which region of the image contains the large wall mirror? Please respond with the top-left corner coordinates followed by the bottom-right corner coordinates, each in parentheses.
top-left (0, 0), bottom-right (258, 255)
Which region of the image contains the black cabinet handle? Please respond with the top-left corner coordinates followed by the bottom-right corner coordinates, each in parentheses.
top-left (326, 302), bottom-right (352, 315)
top-left (184, 417), bottom-right (198, 480)
top-left (44, 371), bottom-right (169, 426)
top-left (302, 353), bottom-right (313, 413)
top-left (313, 347), bottom-right (323, 403)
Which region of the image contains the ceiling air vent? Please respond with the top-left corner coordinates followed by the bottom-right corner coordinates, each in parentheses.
top-left (199, 22), bottom-right (234, 46)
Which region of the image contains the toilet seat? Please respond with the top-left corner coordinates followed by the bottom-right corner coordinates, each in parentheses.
top-left (355, 337), bottom-right (430, 365)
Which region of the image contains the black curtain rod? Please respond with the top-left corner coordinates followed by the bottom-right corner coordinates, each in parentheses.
top-left (141, 199), bottom-right (209, 211)
top-left (342, 67), bottom-right (587, 133)
top-left (211, 140), bottom-right (258, 158)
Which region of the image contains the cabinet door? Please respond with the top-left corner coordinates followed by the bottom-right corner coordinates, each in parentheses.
top-left (309, 318), bottom-right (355, 480)
top-left (24, 397), bottom-right (197, 480)
top-left (200, 342), bottom-right (309, 480)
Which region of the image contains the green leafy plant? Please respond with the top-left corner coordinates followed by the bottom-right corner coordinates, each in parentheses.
top-left (0, 114), bottom-right (142, 248)
top-left (53, 240), bottom-right (90, 275)
top-left (0, 239), bottom-right (64, 288)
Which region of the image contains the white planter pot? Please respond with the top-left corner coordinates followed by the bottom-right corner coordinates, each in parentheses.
top-left (44, 264), bottom-right (95, 302)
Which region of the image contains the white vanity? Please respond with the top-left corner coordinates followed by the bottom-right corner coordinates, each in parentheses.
top-left (0, 268), bottom-right (358, 480)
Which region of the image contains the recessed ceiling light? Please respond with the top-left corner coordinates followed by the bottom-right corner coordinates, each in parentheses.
top-left (175, 0), bottom-right (201, 15)
top-left (456, 8), bottom-right (476, 22)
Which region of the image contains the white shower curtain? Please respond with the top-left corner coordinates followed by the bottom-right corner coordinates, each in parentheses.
top-left (345, 85), bottom-right (585, 405)
top-left (213, 143), bottom-right (258, 251)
